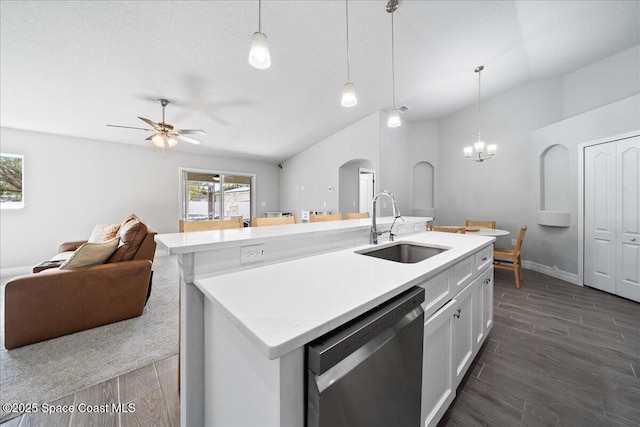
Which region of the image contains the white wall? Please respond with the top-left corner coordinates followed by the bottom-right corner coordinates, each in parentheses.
top-left (429, 45), bottom-right (640, 278)
top-left (0, 128), bottom-right (280, 271)
top-left (280, 111), bottom-right (381, 218)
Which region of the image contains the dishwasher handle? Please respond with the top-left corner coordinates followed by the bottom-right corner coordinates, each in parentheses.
top-left (307, 286), bottom-right (425, 376)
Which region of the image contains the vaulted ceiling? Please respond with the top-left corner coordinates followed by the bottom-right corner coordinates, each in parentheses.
top-left (1, 1), bottom-right (638, 162)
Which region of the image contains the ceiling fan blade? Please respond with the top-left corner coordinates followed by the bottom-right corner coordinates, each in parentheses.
top-left (176, 134), bottom-right (201, 145)
top-left (178, 129), bottom-right (206, 135)
top-left (138, 117), bottom-right (162, 130)
top-left (106, 124), bottom-right (154, 131)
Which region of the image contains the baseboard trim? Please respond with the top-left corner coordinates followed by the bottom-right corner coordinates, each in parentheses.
top-left (521, 260), bottom-right (579, 285)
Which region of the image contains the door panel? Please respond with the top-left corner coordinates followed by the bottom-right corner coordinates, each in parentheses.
top-left (616, 137), bottom-right (640, 302)
top-left (584, 143), bottom-right (616, 293)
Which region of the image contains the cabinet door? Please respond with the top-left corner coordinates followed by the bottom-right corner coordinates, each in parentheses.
top-left (452, 282), bottom-right (474, 387)
top-left (483, 268), bottom-right (494, 337)
top-left (421, 298), bottom-right (457, 427)
top-left (472, 267), bottom-right (494, 352)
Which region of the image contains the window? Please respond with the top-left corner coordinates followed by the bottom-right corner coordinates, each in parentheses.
top-left (181, 169), bottom-right (254, 226)
top-left (1, 153), bottom-right (24, 209)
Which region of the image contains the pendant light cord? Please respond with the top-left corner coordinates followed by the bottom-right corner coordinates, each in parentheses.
top-left (477, 67), bottom-right (482, 141)
top-left (258, 0), bottom-right (262, 33)
top-left (345, 0), bottom-right (351, 82)
top-left (391, 11), bottom-right (396, 108)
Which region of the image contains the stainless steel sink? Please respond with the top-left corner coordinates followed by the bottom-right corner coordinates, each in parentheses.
top-left (356, 242), bottom-right (448, 264)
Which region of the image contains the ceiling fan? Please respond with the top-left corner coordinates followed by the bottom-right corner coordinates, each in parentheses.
top-left (107, 99), bottom-right (206, 148)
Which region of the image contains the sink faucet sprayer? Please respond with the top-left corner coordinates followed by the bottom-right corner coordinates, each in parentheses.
top-left (371, 191), bottom-right (404, 244)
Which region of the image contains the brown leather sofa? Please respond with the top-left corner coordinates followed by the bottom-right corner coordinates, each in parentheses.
top-left (3, 215), bottom-right (157, 350)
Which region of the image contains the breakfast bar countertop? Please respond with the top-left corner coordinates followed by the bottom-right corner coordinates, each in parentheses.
top-left (195, 231), bottom-right (495, 360)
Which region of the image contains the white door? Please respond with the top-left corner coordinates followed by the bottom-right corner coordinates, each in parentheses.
top-left (359, 168), bottom-right (375, 215)
top-left (584, 143), bottom-right (617, 293)
top-left (584, 136), bottom-right (640, 302)
top-left (616, 137), bottom-right (640, 302)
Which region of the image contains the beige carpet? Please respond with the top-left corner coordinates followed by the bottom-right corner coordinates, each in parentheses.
top-left (0, 252), bottom-right (179, 423)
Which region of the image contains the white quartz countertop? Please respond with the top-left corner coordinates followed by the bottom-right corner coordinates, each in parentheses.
top-left (155, 216), bottom-right (430, 254)
top-left (195, 231), bottom-right (494, 360)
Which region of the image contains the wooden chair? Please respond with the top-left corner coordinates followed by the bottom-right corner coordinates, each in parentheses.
top-left (345, 212), bottom-right (370, 219)
top-left (310, 213), bottom-right (342, 222)
top-left (465, 219), bottom-right (496, 229)
top-left (179, 218), bottom-right (243, 232)
top-left (429, 225), bottom-right (466, 234)
top-left (494, 226), bottom-right (527, 288)
top-left (252, 216), bottom-right (297, 227)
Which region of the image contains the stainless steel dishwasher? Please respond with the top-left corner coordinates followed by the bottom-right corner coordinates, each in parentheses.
top-left (307, 286), bottom-right (425, 427)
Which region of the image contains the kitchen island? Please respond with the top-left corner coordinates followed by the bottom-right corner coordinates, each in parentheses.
top-left (155, 216), bottom-right (432, 426)
top-left (157, 218), bottom-right (494, 427)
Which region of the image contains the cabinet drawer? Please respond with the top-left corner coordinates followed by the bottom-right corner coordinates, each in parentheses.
top-left (419, 269), bottom-right (452, 319)
top-left (475, 245), bottom-right (493, 272)
top-left (452, 255), bottom-right (474, 290)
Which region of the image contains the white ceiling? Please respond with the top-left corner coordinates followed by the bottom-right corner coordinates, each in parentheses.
top-left (1, 1), bottom-right (638, 163)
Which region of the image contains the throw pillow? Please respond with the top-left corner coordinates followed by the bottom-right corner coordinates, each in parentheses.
top-left (59, 237), bottom-right (120, 270)
top-left (88, 223), bottom-right (121, 243)
top-left (107, 217), bottom-right (148, 263)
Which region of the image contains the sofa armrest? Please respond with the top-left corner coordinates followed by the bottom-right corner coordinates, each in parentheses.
top-left (4, 260), bottom-right (152, 350)
top-left (58, 240), bottom-right (88, 253)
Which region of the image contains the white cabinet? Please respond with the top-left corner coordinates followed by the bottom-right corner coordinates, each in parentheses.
top-left (452, 281), bottom-right (475, 387)
top-left (421, 245), bottom-right (494, 427)
top-left (472, 267), bottom-right (494, 348)
top-left (421, 298), bottom-right (457, 427)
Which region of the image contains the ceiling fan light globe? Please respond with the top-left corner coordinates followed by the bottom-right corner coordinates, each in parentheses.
top-left (152, 133), bottom-right (166, 148)
top-left (249, 32), bottom-right (271, 69)
top-left (341, 82), bottom-right (358, 107)
top-left (387, 109), bottom-right (401, 127)
top-left (167, 137), bottom-right (178, 147)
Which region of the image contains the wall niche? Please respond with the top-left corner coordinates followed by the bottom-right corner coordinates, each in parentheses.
top-left (539, 144), bottom-right (570, 227)
top-left (412, 161), bottom-right (435, 218)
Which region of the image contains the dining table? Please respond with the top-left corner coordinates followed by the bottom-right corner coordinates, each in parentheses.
top-left (438, 226), bottom-right (510, 237)
top-left (465, 227), bottom-right (510, 237)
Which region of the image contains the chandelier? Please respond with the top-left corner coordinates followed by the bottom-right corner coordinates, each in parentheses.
top-left (464, 65), bottom-right (497, 162)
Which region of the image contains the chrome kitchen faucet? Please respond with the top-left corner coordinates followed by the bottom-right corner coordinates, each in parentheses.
top-left (371, 191), bottom-right (403, 244)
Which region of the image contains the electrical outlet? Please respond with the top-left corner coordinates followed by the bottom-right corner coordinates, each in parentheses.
top-left (414, 223), bottom-right (421, 231)
top-left (397, 225), bottom-right (406, 234)
top-left (241, 244), bottom-right (265, 264)
top-left (511, 239), bottom-right (517, 246)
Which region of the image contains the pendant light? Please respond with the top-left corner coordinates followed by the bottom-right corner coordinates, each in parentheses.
top-left (387, 0), bottom-right (401, 127)
top-left (249, 0), bottom-right (271, 69)
top-left (464, 65), bottom-right (497, 162)
top-left (341, 0), bottom-right (357, 107)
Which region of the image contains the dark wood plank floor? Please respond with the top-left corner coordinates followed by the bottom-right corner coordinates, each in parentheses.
top-left (439, 269), bottom-right (640, 427)
top-left (3, 269), bottom-right (638, 426)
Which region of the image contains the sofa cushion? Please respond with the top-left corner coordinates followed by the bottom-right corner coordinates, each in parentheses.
top-left (107, 216), bottom-right (148, 263)
top-left (88, 223), bottom-right (121, 243)
top-left (59, 237), bottom-right (120, 270)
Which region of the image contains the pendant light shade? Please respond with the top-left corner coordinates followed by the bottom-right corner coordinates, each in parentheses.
top-left (387, 109), bottom-right (401, 127)
top-left (341, 82), bottom-right (357, 107)
top-left (249, 0), bottom-right (271, 69)
top-left (341, 0), bottom-right (357, 107)
top-left (249, 32), bottom-right (271, 69)
top-left (387, 0), bottom-right (400, 128)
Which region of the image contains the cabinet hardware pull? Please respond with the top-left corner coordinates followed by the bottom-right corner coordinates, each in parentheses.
top-left (631, 238), bottom-right (637, 242)
top-left (454, 308), bottom-right (461, 318)
top-left (482, 257), bottom-right (488, 261)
